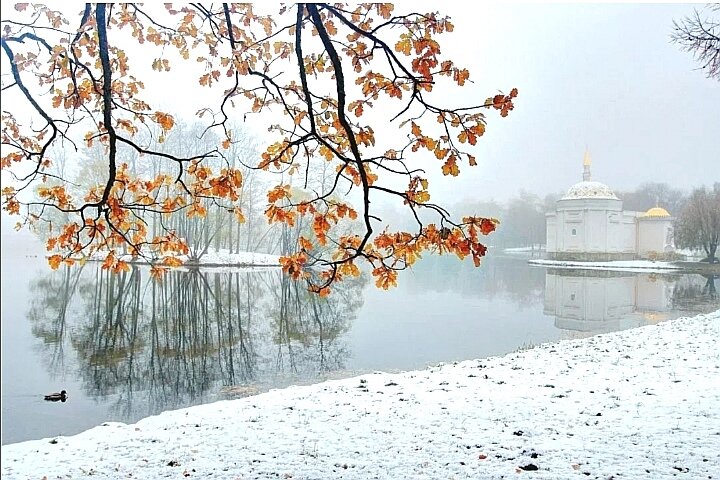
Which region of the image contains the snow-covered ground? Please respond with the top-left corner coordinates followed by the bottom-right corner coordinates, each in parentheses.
top-left (3, 310), bottom-right (719, 479)
top-left (529, 258), bottom-right (684, 273)
top-left (503, 246), bottom-right (545, 254)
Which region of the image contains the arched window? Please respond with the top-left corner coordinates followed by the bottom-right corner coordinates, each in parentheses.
top-left (571, 228), bottom-right (577, 236)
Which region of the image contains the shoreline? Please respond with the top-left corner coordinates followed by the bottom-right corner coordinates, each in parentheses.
top-left (3, 310), bottom-right (719, 479)
top-left (528, 258), bottom-right (720, 274)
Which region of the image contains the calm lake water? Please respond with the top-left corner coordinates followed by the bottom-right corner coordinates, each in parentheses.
top-left (1, 231), bottom-right (718, 445)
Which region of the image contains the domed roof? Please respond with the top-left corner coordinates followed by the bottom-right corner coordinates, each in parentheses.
top-left (562, 181), bottom-right (618, 200)
top-left (641, 207), bottom-right (671, 218)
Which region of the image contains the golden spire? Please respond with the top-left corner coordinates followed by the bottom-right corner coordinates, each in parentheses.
top-left (582, 148), bottom-right (591, 181)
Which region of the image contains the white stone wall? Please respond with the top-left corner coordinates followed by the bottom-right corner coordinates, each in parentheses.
top-left (638, 218), bottom-right (674, 257)
top-left (547, 197), bottom-right (631, 256)
top-left (619, 213), bottom-right (637, 253)
top-left (546, 214), bottom-right (557, 252)
top-left (561, 209), bottom-right (584, 252)
top-left (586, 209), bottom-right (607, 251)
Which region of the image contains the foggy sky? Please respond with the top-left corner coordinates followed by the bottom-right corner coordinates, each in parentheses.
top-left (1, 3), bottom-right (718, 207)
top-left (422, 3), bottom-right (719, 204)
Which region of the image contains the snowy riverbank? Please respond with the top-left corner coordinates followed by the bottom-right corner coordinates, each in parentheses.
top-left (2, 310), bottom-right (719, 479)
top-left (528, 258), bottom-right (684, 273)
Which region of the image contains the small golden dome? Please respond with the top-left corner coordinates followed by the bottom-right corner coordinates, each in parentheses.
top-left (642, 207), bottom-right (671, 218)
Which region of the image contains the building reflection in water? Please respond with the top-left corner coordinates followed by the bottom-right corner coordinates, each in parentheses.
top-left (544, 269), bottom-right (677, 339)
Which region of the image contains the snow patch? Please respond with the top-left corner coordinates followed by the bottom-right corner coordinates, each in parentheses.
top-left (529, 258), bottom-right (683, 273)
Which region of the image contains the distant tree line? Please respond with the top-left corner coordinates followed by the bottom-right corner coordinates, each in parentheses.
top-left (33, 124), bottom-right (718, 263)
top-left (32, 121), bottom-right (337, 261)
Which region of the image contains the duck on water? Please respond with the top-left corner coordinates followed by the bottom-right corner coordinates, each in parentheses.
top-left (44, 390), bottom-right (67, 402)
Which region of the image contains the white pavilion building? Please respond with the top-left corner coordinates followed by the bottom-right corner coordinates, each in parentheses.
top-left (545, 151), bottom-right (675, 261)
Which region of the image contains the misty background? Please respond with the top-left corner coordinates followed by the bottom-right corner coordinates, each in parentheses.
top-left (1, 3), bottom-right (718, 249)
top-left (421, 3), bottom-right (720, 205)
top-left (139, 3), bottom-right (718, 208)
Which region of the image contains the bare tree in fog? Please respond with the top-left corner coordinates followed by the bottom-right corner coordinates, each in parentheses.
top-left (675, 184), bottom-right (720, 263)
top-left (672, 5), bottom-right (720, 80)
top-left (617, 182), bottom-right (686, 215)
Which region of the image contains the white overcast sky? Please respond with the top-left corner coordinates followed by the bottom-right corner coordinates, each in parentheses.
top-left (410, 2), bottom-right (720, 204)
top-left (186, 2), bottom-right (719, 203)
top-left (1, 2), bottom-right (718, 206)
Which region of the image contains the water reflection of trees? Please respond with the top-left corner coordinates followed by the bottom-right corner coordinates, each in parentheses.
top-left (269, 272), bottom-right (362, 377)
top-left (27, 265), bottom-right (365, 420)
top-left (671, 274), bottom-right (718, 313)
top-left (27, 265), bottom-right (85, 372)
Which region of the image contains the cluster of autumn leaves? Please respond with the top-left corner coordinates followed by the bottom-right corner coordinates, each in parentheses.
top-left (1, 3), bottom-right (515, 293)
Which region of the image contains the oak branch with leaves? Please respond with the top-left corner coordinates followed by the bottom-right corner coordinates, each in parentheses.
top-left (1, 3), bottom-right (517, 294)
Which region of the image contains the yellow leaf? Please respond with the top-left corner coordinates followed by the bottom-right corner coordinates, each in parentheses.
top-left (150, 266), bottom-right (167, 280)
top-left (325, 20), bottom-right (337, 36)
top-left (395, 36), bottom-right (411, 55)
top-left (414, 191), bottom-right (430, 203)
top-left (299, 236), bottom-right (314, 251)
top-left (376, 4), bottom-right (394, 19)
top-left (48, 255), bottom-right (63, 270)
top-left (411, 122), bottom-right (421, 137)
top-left (163, 256), bottom-right (184, 267)
top-left (373, 267), bottom-right (398, 290)
top-left (319, 145), bottom-right (335, 161)
top-left (442, 157), bottom-right (460, 176)
top-left (294, 111), bottom-right (307, 126)
top-left (233, 208), bottom-right (246, 224)
top-left (153, 112), bottom-right (175, 131)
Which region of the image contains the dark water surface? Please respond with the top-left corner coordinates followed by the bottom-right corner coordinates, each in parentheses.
top-left (2, 233), bottom-right (718, 444)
